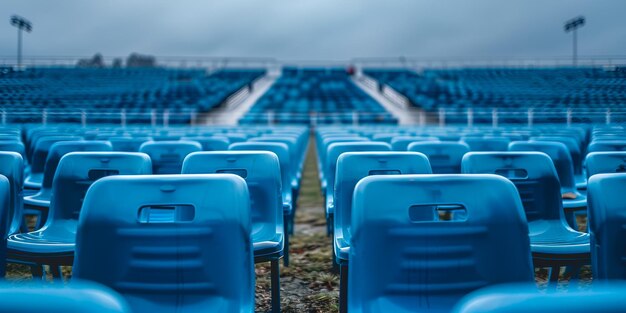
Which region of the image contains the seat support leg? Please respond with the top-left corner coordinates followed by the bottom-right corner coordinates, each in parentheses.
top-left (271, 259), bottom-right (281, 313)
top-left (30, 265), bottom-right (44, 280)
top-left (340, 264), bottom-right (348, 313)
top-left (283, 214), bottom-right (289, 266)
top-left (549, 265), bottom-right (560, 290)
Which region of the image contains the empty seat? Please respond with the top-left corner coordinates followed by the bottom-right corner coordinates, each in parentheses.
top-left (182, 151), bottom-right (283, 312)
top-left (333, 152), bottom-right (432, 312)
top-left (462, 152), bottom-right (590, 283)
top-left (509, 141), bottom-right (586, 229)
top-left (390, 136), bottom-right (439, 151)
top-left (24, 136), bottom-right (83, 189)
top-left (0, 175), bottom-right (10, 276)
top-left (8, 152), bottom-right (152, 277)
top-left (461, 137), bottom-right (510, 152)
top-left (585, 152), bottom-right (626, 179)
top-left (408, 141), bottom-right (470, 174)
top-left (348, 174), bottom-right (533, 313)
top-left (139, 141), bottom-right (202, 174)
top-left (324, 141), bottom-right (391, 234)
top-left (229, 141), bottom-right (295, 265)
top-left (108, 137), bottom-right (152, 152)
top-left (73, 174), bottom-right (254, 313)
top-left (23, 141), bottom-right (113, 224)
top-left (453, 283), bottom-right (626, 313)
top-left (0, 281), bottom-right (132, 313)
top-left (587, 140), bottom-right (626, 153)
top-left (587, 173), bottom-right (626, 279)
top-left (0, 152), bottom-right (24, 235)
top-left (181, 136), bottom-right (230, 151)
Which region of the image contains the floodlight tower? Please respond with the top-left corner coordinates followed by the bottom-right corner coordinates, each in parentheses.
top-left (564, 16), bottom-right (585, 66)
top-left (10, 15), bottom-right (33, 70)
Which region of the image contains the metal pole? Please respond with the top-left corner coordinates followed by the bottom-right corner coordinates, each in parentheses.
top-left (573, 28), bottom-right (578, 66)
top-left (17, 28), bottom-right (22, 69)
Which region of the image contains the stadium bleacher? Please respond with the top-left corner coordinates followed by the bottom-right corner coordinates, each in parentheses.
top-left (240, 67), bottom-right (397, 125)
top-left (1, 62), bottom-right (626, 313)
top-left (365, 67), bottom-right (626, 124)
top-left (0, 67), bottom-right (265, 124)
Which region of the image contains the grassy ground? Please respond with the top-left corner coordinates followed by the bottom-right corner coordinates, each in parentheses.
top-left (5, 134), bottom-right (592, 312)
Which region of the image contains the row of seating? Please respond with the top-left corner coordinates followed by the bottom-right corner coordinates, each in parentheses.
top-left (365, 67), bottom-right (626, 124)
top-left (0, 125), bottom-right (308, 313)
top-left (316, 125), bottom-right (626, 312)
top-left (240, 67), bottom-right (397, 125)
top-left (0, 67), bottom-right (265, 124)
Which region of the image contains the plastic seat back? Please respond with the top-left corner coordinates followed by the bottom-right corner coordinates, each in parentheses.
top-left (461, 137), bottom-right (511, 152)
top-left (587, 140), bottom-right (626, 153)
top-left (41, 141), bottom-right (113, 190)
top-left (0, 175), bottom-right (9, 276)
top-left (0, 281), bottom-right (132, 313)
top-left (73, 174), bottom-right (254, 313)
top-left (325, 142), bottom-right (391, 206)
top-left (29, 136), bottom-right (83, 176)
top-left (139, 141), bottom-right (202, 174)
top-left (108, 137), bottom-right (152, 152)
top-left (585, 152), bottom-right (626, 179)
top-left (50, 152), bottom-right (152, 222)
top-left (462, 152), bottom-right (563, 222)
top-left (229, 142), bottom-right (293, 207)
top-left (509, 141), bottom-right (577, 191)
top-left (0, 140), bottom-right (26, 161)
top-left (181, 137), bottom-right (230, 151)
top-left (349, 174), bottom-right (533, 312)
top-left (0, 152), bottom-right (24, 234)
top-left (334, 152), bottom-right (431, 262)
top-left (531, 136), bottom-right (582, 175)
top-left (408, 141), bottom-right (470, 174)
top-left (453, 283), bottom-right (626, 313)
top-left (390, 136), bottom-right (439, 151)
top-left (588, 173), bottom-right (626, 279)
top-left (182, 151), bottom-right (283, 239)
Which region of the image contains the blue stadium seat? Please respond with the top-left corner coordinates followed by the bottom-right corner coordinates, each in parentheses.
top-left (23, 141), bottom-right (112, 228)
top-left (73, 174), bottom-right (254, 313)
top-left (181, 136), bottom-right (230, 151)
top-left (461, 137), bottom-right (510, 152)
top-left (509, 141), bottom-right (586, 229)
top-left (0, 152), bottom-right (25, 235)
top-left (229, 141), bottom-right (295, 257)
top-left (333, 152), bottom-right (432, 312)
top-left (0, 281), bottom-right (132, 313)
top-left (587, 140), bottom-right (626, 153)
top-left (0, 175), bottom-right (10, 276)
top-left (462, 152), bottom-right (590, 284)
top-left (348, 174), bottom-right (533, 313)
top-left (8, 152), bottom-right (152, 277)
top-left (24, 135), bottom-right (83, 189)
top-left (182, 151), bottom-right (283, 312)
top-left (585, 152), bottom-right (626, 179)
top-left (139, 141), bottom-right (202, 174)
top-left (390, 136), bottom-right (439, 151)
top-left (408, 141), bottom-right (470, 173)
top-left (453, 283), bottom-right (626, 313)
top-left (108, 137), bottom-right (152, 152)
top-left (324, 141), bottom-right (391, 235)
top-left (587, 173), bottom-right (626, 280)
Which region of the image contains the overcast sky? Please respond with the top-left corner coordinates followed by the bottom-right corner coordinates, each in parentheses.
top-left (1, 0), bottom-right (624, 61)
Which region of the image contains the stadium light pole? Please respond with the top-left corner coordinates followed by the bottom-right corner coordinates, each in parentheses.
top-left (10, 15), bottom-right (33, 70)
top-left (564, 16), bottom-right (585, 66)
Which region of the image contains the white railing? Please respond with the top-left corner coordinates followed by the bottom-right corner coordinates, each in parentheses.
top-left (0, 109), bottom-right (199, 127)
top-left (1, 108), bottom-right (624, 127)
top-left (0, 56), bottom-right (278, 70)
top-left (352, 55), bottom-right (626, 71)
